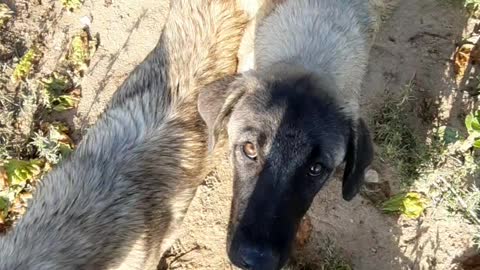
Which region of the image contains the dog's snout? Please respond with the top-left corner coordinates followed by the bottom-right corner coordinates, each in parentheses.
top-left (232, 244), bottom-right (279, 270)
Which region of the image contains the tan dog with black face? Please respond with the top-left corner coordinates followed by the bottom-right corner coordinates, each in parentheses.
top-left (198, 0), bottom-right (387, 269)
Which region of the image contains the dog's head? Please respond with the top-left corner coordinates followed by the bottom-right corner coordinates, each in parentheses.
top-left (198, 71), bottom-right (373, 270)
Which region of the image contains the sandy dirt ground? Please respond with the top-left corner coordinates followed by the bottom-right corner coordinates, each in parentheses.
top-left (1, 0), bottom-right (478, 269)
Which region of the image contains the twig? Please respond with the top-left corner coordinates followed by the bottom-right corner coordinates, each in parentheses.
top-left (430, 181), bottom-right (446, 218)
top-left (165, 244), bottom-right (202, 268)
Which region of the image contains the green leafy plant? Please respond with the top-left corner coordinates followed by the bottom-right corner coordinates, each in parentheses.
top-left (465, 110), bottom-right (480, 148)
top-left (61, 0), bottom-right (84, 11)
top-left (12, 48), bottom-right (40, 82)
top-left (41, 72), bottom-right (80, 112)
top-left (0, 195), bottom-right (8, 219)
top-left (30, 122), bottom-right (73, 164)
top-left (382, 192), bottom-right (429, 219)
top-left (41, 72), bottom-right (73, 95)
top-left (3, 159), bottom-right (43, 187)
top-left (66, 30), bottom-right (97, 75)
top-left (438, 126), bottom-right (462, 145)
top-left (0, 3), bottom-right (13, 27)
top-left (51, 95), bottom-right (79, 112)
top-left (49, 123), bottom-right (74, 158)
top-left (465, 0), bottom-right (480, 8)
top-left (463, 0), bottom-right (480, 17)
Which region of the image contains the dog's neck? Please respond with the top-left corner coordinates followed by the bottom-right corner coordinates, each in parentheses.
top-left (254, 0), bottom-right (375, 102)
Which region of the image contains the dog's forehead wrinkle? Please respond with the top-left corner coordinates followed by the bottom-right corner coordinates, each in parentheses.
top-left (229, 90), bottom-right (288, 143)
top-left (265, 133), bottom-right (310, 182)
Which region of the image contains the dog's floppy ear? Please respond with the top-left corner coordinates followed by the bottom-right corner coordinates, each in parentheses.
top-left (198, 74), bottom-right (246, 152)
top-left (342, 118), bottom-right (374, 201)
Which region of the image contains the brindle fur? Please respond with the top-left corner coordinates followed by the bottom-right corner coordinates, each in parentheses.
top-left (198, 0), bottom-right (392, 269)
top-left (0, 1), bottom-right (247, 269)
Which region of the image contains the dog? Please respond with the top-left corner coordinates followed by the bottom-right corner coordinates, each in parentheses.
top-left (0, 1), bottom-right (247, 269)
top-left (198, 0), bottom-right (389, 269)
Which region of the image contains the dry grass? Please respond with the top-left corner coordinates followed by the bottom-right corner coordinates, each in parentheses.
top-left (373, 81), bottom-right (480, 243)
top-left (372, 82), bottom-right (441, 188)
top-left (0, 3), bottom-right (13, 27)
top-left (286, 238), bottom-right (352, 270)
top-left (0, 10), bottom-right (96, 231)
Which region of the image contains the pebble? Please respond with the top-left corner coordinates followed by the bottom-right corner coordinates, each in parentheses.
top-left (365, 169), bottom-right (380, 183)
top-left (80, 16), bottom-right (92, 28)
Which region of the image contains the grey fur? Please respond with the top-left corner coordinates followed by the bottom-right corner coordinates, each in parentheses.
top-left (198, 0), bottom-right (382, 269)
top-left (0, 1), bottom-right (247, 269)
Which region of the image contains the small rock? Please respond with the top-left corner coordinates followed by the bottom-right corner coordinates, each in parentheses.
top-left (80, 16), bottom-right (92, 28)
top-left (361, 168), bottom-right (391, 204)
top-left (365, 169), bottom-right (380, 183)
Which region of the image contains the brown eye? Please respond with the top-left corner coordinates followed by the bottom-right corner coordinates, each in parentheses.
top-left (242, 142), bottom-right (257, 160)
top-left (308, 163), bottom-right (323, 177)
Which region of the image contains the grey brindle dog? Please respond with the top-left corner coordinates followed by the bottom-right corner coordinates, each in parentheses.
top-left (0, 0), bottom-right (247, 269)
top-left (198, 0), bottom-right (387, 269)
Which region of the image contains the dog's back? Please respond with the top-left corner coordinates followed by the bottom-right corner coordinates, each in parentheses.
top-left (0, 1), bottom-right (247, 269)
top-left (240, 0), bottom-right (386, 98)
top-left (238, 0), bottom-right (387, 96)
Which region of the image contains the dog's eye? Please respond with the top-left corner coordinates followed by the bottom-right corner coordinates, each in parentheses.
top-left (308, 163), bottom-right (323, 177)
top-left (242, 142), bottom-right (257, 160)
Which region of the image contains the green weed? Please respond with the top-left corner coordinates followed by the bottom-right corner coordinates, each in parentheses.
top-left (0, 3), bottom-right (13, 27)
top-left (61, 0), bottom-right (83, 11)
top-left (382, 192), bottom-right (430, 218)
top-left (372, 85), bottom-right (438, 187)
top-left (66, 30), bottom-right (97, 76)
top-left (40, 72), bottom-right (80, 112)
top-left (11, 48), bottom-right (40, 82)
top-left (30, 122), bottom-right (73, 165)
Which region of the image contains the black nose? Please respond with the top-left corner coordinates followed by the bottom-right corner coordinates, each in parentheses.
top-left (235, 245), bottom-right (279, 270)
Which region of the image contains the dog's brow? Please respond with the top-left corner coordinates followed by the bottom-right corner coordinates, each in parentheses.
top-left (242, 126), bottom-right (260, 134)
top-left (241, 126), bottom-right (268, 146)
top-left (309, 145), bottom-right (334, 169)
